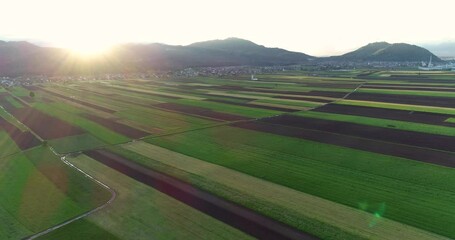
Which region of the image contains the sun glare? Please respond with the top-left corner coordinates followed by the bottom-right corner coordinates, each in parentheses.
top-left (64, 40), bottom-right (113, 57)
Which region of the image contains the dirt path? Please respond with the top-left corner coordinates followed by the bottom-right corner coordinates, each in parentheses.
top-left (2, 94), bottom-right (117, 240)
top-left (342, 82), bottom-right (365, 100)
top-left (23, 151), bottom-right (117, 240)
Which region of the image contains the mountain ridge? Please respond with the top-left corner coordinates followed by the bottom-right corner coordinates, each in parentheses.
top-left (0, 38), bottom-right (444, 76)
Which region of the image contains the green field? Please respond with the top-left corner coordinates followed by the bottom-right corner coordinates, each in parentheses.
top-left (48, 133), bottom-right (107, 153)
top-left (173, 99), bottom-right (282, 118)
top-left (115, 106), bottom-right (216, 132)
top-left (9, 87), bottom-right (31, 97)
top-left (0, 147), bottom-right (111, 239)
top-left (0, 131), bottom-right (20, 158)
top-left (5, 96), bottom-right (23, 108)
top-left (1, 70), bottom-right (455, 239)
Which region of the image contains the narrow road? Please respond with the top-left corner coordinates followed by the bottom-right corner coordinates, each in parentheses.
top-left (304, 82), bottom-right (366, 112)
top-left (342, 82), bottom-right (365, 100)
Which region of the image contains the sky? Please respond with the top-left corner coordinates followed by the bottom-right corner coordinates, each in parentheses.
top-left (0, 0), bottom-right (454, 56)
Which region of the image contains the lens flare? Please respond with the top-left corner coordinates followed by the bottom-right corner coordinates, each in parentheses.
top-left (369, 203), bottom-right (386, 227)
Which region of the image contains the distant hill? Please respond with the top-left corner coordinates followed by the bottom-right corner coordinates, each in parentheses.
top-left (0, 38), bottom-right (314, 76)
top-left (110, 38), bottom-right (314, 69)
top-left (333, 42), bottom-right (441, 62)
top-left (0, 41), bottom-right (69, 75)
top-left (189, 38), bottom-right (313, 64)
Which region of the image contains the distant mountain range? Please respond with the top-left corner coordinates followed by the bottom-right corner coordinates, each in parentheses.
top-left (0, 38), bottom-right (445, 76)
top-left (0, 38), bottom-right (314, 76)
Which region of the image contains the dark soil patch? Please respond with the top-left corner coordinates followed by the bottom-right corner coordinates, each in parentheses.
top-left (232, 121), bottom-right (455, 168)
top-left (359, 76), bottom-right (455, 84)
top-left (85, 149), bottom-right (317, 240)
top-left (84, 114), bottom-right (149, 139)
top-left (314, 104), bottom-right (455, 126)
top-left (20, 96), bottom-right (35, 103)
top-left (206, 99), bottom-right (296, 112)
top-left (363, 83), bottom-right (455, 88)
top-left (186, 85), bottom-right (248, 91)
top-left (401, 79), bottom-right (455, 84)
top-left (259, 115), bottom-right (455, 153)
top-left (363, 85), bottom-right (455, 92)
top-left (9, 107), bottom-right (84, 140)
top-left (389, 75), bottom-right (430, 79)
top-left (0, 118), bottom-right (41, 150)
top-left (348, 92), bottom-right (455, 108)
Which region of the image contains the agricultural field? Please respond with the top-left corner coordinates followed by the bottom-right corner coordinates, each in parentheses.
top-left (1, 70), bottom-right (455, 239)
top-left (0, 146), bottom-right (111, 239)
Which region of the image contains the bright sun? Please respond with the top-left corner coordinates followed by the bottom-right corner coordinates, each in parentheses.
top-left (64, 40), bottom-right (113, 57)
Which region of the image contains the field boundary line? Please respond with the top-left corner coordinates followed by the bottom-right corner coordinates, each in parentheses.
top-left (341, 82), bottom-right (365, 100)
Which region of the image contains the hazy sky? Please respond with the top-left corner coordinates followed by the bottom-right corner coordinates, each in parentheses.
top-left (1, 0), bottom-right (454, 56)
